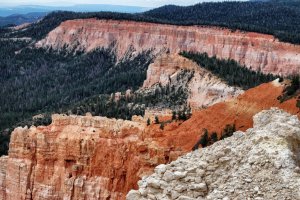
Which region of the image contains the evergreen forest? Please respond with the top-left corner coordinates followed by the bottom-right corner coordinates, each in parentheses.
top-left (1, 1), bottom-right (300, 44)
top-left (0, 0), bottom-right (298, 155)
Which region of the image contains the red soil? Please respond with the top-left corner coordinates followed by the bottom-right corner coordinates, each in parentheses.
top-left (148, 81), bottom-right (299, 151)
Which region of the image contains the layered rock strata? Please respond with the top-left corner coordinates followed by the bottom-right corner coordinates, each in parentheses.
top-left (36, 19), bottom-right (300, 76)
top-left (0, 156), bottom-right (8, 199)
top-left (0, 81), bottom-right (299, 200)
top-left (127, 108), bottom-right (300, 200)
top-left (0, 115), bottom-right (175, 200)
top-left (142, 53), bottom-right (243, 109)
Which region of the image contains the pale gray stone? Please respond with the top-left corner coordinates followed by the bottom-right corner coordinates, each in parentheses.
top-left (126, 109), bottom-right (300, 200)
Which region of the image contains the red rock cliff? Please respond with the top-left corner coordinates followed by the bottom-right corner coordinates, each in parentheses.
top-left (0, 115), bottom-right (178, 200)
top-left (36, 19), bottom-right (300, 76)
top-left (0, 81), bottom-right (299, 200)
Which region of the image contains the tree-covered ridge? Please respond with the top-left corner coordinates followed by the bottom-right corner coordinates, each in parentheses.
top-left (144, 1), bottom-right (300, 44)
top-left (0, 68), bottom-right (192, 155)
top-left (0, 40), bottom-right (153, 152)
top-left (2, 1), bottom-right (300, 44)
top-left (3, 11), bottom-right (159, 40)
top-left (0, 12), bottom-right (47, 27)
top-left (180, 51), bottom-right (279, 90)
top-left (0, 44), bottom-right (282, 156)
top-left (68, 69), bottom-right (193, 120)
top-left (0, 0), bottom-right (299, 156)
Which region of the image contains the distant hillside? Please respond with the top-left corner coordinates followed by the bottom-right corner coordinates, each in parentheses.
top-left (0, 4), bottom-right (150, 17)
top-left (269, 0), bottom-right (300, 2)
top-left (0, 12), bottom-right (46, 27)
top-left (251, 0), bottom-right (300, 2)
top-left (144, 1), bottom-right (300, 44)
top-left (0, 4), bottom-right (150, 27)
top-left (0, 6), bottom-right (49, 17)
top-left (3, 1), bottom-right (300, 44)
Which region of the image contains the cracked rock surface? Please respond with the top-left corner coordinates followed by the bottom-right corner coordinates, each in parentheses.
top-left (127, 108), bottom-right (300, 200)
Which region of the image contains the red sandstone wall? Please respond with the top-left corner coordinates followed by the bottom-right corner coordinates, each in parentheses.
top-left (0, 81), bottom-right (299, 200)
top-left (36, 19), bottom-right (300, 76)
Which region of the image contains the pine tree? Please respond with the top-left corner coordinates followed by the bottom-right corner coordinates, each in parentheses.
top-left (199, 129), bottom-right (209, 148)
top-left (155, 116), bottom-right (159, 124)
top-left (178, 110), bottom-right (187, 121)
top-left (147, 118), bottom-right (151, 126)
top-left (220, 124), bottom-right (235, 140)
top-left (160, 123), bottom-right (164, 130)
top-left (172, 111), bottom-right (177, 120)
top-left (192, 129), bottom-right (209, 151)
top-left (186, 105), bottom-right (192, 118)
top-left (210, 132), bottom-right (218, 143)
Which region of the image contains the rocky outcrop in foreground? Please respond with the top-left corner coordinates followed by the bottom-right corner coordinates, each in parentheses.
top-left (127, 108), bottom-right (300, 200)
top-left (36, 19), bottom-right (300, 76)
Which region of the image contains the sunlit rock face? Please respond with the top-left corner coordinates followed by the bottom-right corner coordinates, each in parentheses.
top-left (0, 156), bottom-right (8, 199)
top-left (0, 81), bottom-right (299, 200)
top-left (142, 53), bottom-right (243, 109)
top-left (36, 19), bottom-right (300, 76)
top-left (127, 108), bottom-right (300, 200)
top-left (0, 115), bottom-right (164, 200)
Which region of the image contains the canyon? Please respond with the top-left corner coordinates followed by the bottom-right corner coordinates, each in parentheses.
top-left (0, 79), bottom-right (298, 200)
top-left (36, 19), bottom-right (300, 76)
top-left (0, 13), bottom-right (299, 200)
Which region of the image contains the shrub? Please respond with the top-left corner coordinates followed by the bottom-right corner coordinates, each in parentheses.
top-left (155, 116), bottom-right (160, 124)
top-left (210, 132), bottom-right (218, 143)
top-left (160, 123), bottom-right (165, 130)
top-left (192, 129), bottom-right (209, 150)
top-left (278, 76), bottom-right (300, 102)
top-left (147, 118), bottom-right (151, 126)
top-left (220, 124), bottom-right (236, 140)
top-left (172, 111), bottom-right (177, 120)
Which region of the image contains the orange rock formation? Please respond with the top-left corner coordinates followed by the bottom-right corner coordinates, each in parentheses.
top-left (36, 19), bottom-right (300, 76)
top-left (0, 80), bottom-right (299, 200)
top-left (151, 80), bottom-right (300, 151)
top-left (0, 115), bottom-right (170, 200)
